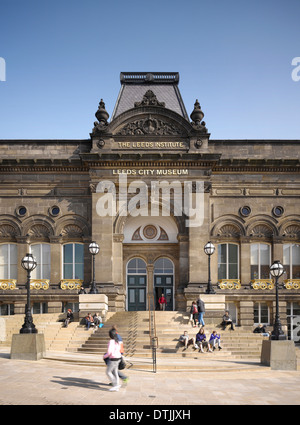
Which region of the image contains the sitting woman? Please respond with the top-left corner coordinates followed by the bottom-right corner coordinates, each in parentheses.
top-left (196, 328), bottom-right (212, 353)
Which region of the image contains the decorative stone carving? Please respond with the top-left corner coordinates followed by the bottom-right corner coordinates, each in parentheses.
top-left (134, 90), bottom-right (165, 108)
top-left (0, 224), bottom-right (18, 238)
top-left (92, 99), bottom-right (109, 135)
top-left (190, 99), bottom-right (207, 132)
top-left (217, 224), bottom-right (241, 238)
top-left (249, 224), bottom-right (273, 238)
top-left (28, 224), bottom-right (50, 238)
top-left (282, 225), bottom-right (300, 239)
top-left (61, 224), bottom-right (83, 238)
top-left (117, 117), bottom-right (182, 136)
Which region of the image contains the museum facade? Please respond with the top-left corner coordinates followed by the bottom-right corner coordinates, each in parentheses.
top-left (0, 72), bottom-right (299, 338)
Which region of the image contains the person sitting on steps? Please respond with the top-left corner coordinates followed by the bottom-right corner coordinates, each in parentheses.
top-left (179, 330), bottom-right (197, 351)
top-left (221, 310), bottom-right (235, 330)
top-left (196, 328), bottom-right (212, 353)
top-left (209, 330), bottom-right (222, 350)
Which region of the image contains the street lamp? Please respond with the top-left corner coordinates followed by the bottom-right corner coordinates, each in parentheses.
top-left (270, 260), bottom-right (286, 340)
top-left (89, 241), bottom-right (99, 294)
top-left (20, 253), bottom-right (37, 334)
top-left (204, 241), bottom-right (215, 294)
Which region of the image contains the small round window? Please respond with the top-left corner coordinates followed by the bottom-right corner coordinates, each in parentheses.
top-left (17, 206), bottom-right (27, 217)
top-left (272, 206), bottom-right (284, 217)
top-left (239, 206), bottom-right (251, 217)
top-left (50, 206), bottom-right (60, 217)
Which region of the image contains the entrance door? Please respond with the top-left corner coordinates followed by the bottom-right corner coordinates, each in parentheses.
top-left (154, 258), bottom-right (174, 311)
top-left (127, 275), bottom-right (147, 311)
top-left (154, 275), bottom-right (173, 311)
top-left (127, 258), bottom-right (147, 311)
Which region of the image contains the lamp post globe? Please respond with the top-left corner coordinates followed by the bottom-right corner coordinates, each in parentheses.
top-left (270, 260), bottom-right (286, 341)
top-left (204, 241), bottom-right (215, 294)
top-left (20, 253), bottom-right (38, 334)
top-left (89, 241), bottom-right (99, 294)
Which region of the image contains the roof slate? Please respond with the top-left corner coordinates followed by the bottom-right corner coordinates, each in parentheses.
top-left (111, 73), bottom-right (189, 121)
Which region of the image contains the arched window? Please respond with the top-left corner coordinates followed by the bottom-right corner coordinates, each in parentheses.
top-left (127, 258), bottom-right (147, 275)
top-left (218, 243), bottom-right (239, 280)
top-left (0, 244), bottom-right (17, 280)
top-left (283, 244), bottom-right (300, 279)
top-left (251, 243), bottom-right (271, 279)
top-left (63, 243), bottom-right (84, 280)
top-left (30, 244), bottom-right (51, 280)
top-left (154, 258), bottom-right (174, 274)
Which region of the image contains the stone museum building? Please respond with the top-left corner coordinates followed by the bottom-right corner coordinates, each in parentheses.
top-left (0, 72), bottom-right (299, 338)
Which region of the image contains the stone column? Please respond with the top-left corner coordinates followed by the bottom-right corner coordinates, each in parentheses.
top-left (92, 192), bottom-right (114, 284)
top-left (16, 237), bottom-right (30, 285)
top-left (240, 238), bottom-right (251, 286)
top-left (49, 237), bottom-right (62, 286)
top-left (147, 264), bottom-right (154, 309)
top-left (239, 300), bottom-right (254, 327)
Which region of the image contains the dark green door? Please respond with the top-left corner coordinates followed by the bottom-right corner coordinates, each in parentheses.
top-left (127, 275), bottom-right (147, 311)
top-left (154, 275), bottom-right (173, 311)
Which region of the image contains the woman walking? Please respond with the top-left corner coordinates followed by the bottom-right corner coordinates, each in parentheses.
top-left (103, 328), bottom-right (122, 391)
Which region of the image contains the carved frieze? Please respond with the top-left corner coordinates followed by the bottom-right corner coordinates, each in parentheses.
top-left (116, 117), bottom-right (182, 136)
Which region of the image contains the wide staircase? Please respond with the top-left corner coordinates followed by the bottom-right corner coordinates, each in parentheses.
top-left (69, 311), bottom-right (268, 360)
top-left (1, 311), bottom-right (271, 370)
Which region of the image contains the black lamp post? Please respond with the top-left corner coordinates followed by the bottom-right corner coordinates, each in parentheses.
top-left (89, 241), bottom-right (99, 294)
top-left (20, 253), bottom-right (37, 334)
top-left (204, 241), bottom-right (215, 294)
top-left (270, 260), bottom-right (286, 340)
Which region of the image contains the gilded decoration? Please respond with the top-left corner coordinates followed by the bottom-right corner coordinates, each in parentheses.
top-left (60, 279), bottom-right (83, 290)
top-left (0, 279), bottom-right (17, 290)
top-left (218, 279), bottom-right (241, 290)
top-left (251, 279), bottom-right (274, 290)
top-left (284, 279), bottom-right (300, 290)
top-left (30, 279), bottom-right (49, 290)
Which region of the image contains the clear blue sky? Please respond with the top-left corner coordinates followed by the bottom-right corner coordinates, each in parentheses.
top-left (0, 0), bottom-right (299, 140)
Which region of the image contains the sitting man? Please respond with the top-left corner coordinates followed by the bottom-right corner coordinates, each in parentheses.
top-left (253, 324), bottom-right (270, 337)
top-left (209, 330), bottom-right (222, 350)
top-left (179, 331), bottom-right (197, 351)
top-left (221, 310), bottom-right (235, 330)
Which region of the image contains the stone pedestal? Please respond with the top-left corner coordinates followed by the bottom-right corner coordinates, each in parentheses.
top-left (261, 340), bottom-right (297, 370)
top-left (79, 294), bottom-right (108, 321)
top-left (10, 333), bottom-right (45, 361)
top-left (0, 318), bottom-right (6, 342)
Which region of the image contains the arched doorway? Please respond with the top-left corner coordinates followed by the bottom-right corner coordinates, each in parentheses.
top-left (154, 257), bottom-right (174, 311)
top-left (127, 258), bottom-right (147, 311)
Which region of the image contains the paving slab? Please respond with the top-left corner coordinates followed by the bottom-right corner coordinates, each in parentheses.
top-left (0, 347), bottom-right (300, 406)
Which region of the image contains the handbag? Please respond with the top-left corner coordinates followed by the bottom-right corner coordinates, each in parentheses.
top-left (118, 356), bottom-right (126, 370)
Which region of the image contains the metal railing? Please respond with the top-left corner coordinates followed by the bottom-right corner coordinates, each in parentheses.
top-left (148, 294), bottom-right (158, 373)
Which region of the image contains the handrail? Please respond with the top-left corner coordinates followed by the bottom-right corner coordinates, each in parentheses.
top-left (148, 294), bottom-right (158, 373)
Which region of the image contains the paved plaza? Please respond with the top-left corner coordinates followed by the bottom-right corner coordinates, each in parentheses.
top-left (0, 348), bottom-right (299, 407)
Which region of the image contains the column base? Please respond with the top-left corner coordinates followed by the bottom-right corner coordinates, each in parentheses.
top-left (10, 333), bottom-right (45, 361)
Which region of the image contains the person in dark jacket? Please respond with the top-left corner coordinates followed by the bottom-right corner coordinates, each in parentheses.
top-left (197, 296), bottom-right (205, 327)
top-left (190, 301), bottom-right (198, 327)
top-left (64, 309), bottom-right (74, 328)
top-left (196, 328), bottom-right (212, 353)
top-left (221, 310), bottom-right (235, 330)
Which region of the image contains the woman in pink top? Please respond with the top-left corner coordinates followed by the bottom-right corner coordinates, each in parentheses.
top-left (103, 328), bottom-right (122, 391)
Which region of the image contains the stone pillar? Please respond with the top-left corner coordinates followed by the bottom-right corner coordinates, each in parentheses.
top-left (92, 193), bottom-right (114, 284)
top-left (240, 239), bottom-right (251, 286)
top-left (178, 234), bottom-right (189, 310)
top-left (16, 237), bottom-right (30, 285)
top-left (79, 294), bottom-right (108, 321)
top-left (147, 264), bottom-right (154, 309)
top-left (239, 300), bottom-right (254, 327)
top-left (271, 300), bottom-right (288, 329)
top-left (47, 301), bottom-right (62, 314)
top-left (49, 237), bottom-right (62, 285)
top-left (188, 192), bottom-right (210, 284)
